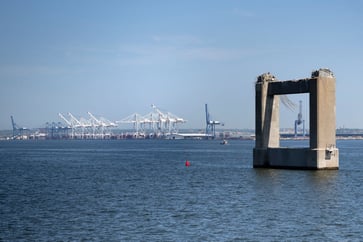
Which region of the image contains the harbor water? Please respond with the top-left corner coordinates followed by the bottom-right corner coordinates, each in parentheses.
top-left (0, 139), bottom-right (362, 241)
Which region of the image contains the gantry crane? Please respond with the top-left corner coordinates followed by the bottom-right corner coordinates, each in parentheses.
top-left (294, 100), bottom-right (305, 137)
top-left (10, 116), bottom-right (28, 139)
top-left (205, 104), bottom-right (222, 139)
top-left (151, 104), bottom-right (186, 134)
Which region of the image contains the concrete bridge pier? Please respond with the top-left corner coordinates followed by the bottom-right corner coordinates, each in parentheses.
top-left (253, 69), bottom-right (339, 169)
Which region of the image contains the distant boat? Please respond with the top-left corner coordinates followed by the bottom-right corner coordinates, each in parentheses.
top-left (220, 139), bottom-right (228, 145)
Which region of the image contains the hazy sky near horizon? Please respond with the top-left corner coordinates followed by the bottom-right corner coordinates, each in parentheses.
top-left (1, 0), bottom-right (363, 130)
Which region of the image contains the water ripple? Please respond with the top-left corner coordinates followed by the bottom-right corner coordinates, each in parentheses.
top-left (0, 140), bottom-right (362, 241)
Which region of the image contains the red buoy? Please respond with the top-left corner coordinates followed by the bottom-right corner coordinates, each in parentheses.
top-left (185, 160), bottom-right (191, 167)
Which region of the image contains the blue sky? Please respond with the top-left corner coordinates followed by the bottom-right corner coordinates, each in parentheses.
top-left (1, 0), bottom-right (362, 130)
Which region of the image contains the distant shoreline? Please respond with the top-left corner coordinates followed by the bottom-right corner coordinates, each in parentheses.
top-left (1, 128), bottom-right (363, 141)
top-left (1, 135), bottom-right (363, 141)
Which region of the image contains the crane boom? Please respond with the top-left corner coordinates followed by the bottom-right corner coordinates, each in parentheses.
top-left (58, 113), bottom-right (72, 126)
top-left (68, 112), bottom-right (82, 126)
top-left (151, 104), bottom-right (166, 118)
top-left (87, 111), bottom-right (101, 125)
top-left (10, 116), bottom-right (17, 130)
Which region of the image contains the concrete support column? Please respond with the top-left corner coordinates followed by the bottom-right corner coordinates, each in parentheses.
top-left (309, 75), bottom-right (336, 149)
top-left (254, 74), bottom-right (279, 167)
top-left (309, 73), bottom-right (339, 168)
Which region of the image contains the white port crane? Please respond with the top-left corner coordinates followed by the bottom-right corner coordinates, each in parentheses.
top-left (58, 113), bottom-right (75, 138)
top-left (141, 112), bottom-right (157, 131)
top-left (116, 113), bottom-right (144, 137)
top-left (68, 112), bottom-right (86, 138)
top-left (151, 104), bottom-right (186, 134)
top-left (117, 105), bottom-right (186, 136)
top-left (58, 112), bottom-right (116, 139)
top-left (87, 112), bottom-right (117, 138)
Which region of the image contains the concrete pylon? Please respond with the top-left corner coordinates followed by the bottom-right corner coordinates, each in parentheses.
top-left (253, 69), bottom-right (339, 169)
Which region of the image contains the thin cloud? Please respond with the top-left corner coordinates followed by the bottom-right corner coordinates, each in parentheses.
top-left (181, 47), bottom-right (246, 61)
top-left (0, 64), bottom-right (68, 78)
top-left (151, 34), bottom-right (203, 45)
top-left (232, 8), bottom-right (255, 18)
top-left (117, 35), bottom-right (269, 65)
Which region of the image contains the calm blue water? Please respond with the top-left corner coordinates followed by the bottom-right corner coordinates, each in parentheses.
top-left (0, 139), bottom-right (362, 241)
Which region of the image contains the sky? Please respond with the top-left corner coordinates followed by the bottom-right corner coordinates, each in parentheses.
top-left (1, 0), bottom-right (363, 130)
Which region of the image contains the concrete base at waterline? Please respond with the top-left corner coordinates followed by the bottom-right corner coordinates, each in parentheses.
top-left (253, 147), bottom-right (339, 170)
